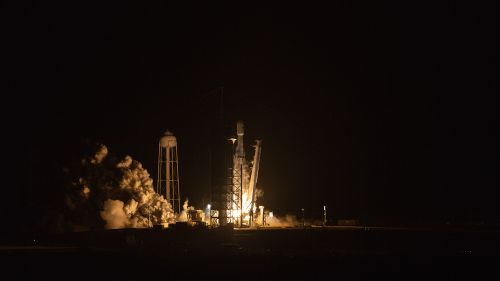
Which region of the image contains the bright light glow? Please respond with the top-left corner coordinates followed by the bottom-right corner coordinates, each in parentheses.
top-left (324, 205), bottom-right (326, 211)
top-left (269, 212), bottom-right (273, 218)
top-left (223, 122), bottom-right (266, 227)
top-left (207, 204), bottom-right (211, 210)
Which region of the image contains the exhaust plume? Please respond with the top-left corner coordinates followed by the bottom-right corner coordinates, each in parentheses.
top-left (177, 199), bottom-right (190, 222)
top-left (267, 214), bottom-right (299, 227)
top-left (59, 143), bottom-right (174, 231)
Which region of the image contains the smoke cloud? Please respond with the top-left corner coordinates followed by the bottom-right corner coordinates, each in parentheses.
top-left (57, 143), bottom-right (174, 231)
top-left (267, 214), bottom-right (299, 227)
top-left (100, 199), bottom-right (129, 229)
top-left (177, 199), bottom-right (190, 222)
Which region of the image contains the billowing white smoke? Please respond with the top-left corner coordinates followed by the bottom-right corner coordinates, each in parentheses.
top-left (91, 145), bottom-right (108, 164)
top-left (267, 214), bottom-right (299, 227)
top-left (63, 144), bottom-right (174, 230)
top-left (100, 199), bottom-right (129, 229)
top-left (254, 188), bottom-right (264, 200)
top-left (177, 199), bottom-right (190, 222)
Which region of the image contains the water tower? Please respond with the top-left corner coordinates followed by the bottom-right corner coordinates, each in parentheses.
top-left (157, 130), bottom-right (181, 214)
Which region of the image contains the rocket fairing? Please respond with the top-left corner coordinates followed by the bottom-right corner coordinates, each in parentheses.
top-left (236, 120), bottom-right (245, 157)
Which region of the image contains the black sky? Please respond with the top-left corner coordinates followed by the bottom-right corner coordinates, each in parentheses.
top-left (3, 2), bottom-right (499, 232)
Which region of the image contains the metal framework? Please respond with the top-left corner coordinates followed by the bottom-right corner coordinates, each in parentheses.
top-left (233, 156), bottom-right (244, 227)
top-left (248, 140), bottom-right (262, 226)
top-left (210, 138), bottom-right (239, 226)
top-left (210, 122), bottom-right (262, 228)
top-left (157, 131), bottom-right (181, 214)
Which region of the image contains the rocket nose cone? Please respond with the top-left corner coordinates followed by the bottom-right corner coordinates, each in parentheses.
top-left (237, 120), bottom-right (244, 135)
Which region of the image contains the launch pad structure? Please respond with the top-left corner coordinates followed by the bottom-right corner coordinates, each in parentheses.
top-left (210, 120), bottom-right (263, 228)
top-left (154, 121), bottom-right (263, 228)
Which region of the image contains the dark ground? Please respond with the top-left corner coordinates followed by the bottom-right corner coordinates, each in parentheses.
top-left (2, 226), bottom-right (499, 280)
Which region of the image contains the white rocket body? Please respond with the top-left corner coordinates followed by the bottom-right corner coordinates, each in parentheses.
top-left (231, 120), bottom-right (263, 227)
top-left (236, 120), bottom-right (245, 158)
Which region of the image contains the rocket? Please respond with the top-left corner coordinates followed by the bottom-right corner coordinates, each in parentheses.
top-left (236, 120), bottom-right (245, 158)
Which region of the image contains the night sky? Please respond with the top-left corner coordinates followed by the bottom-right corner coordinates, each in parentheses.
top-left (4, 2), bottom-right (499, 233)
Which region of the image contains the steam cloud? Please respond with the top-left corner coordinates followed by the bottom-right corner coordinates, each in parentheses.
top-left (177, 199), bottom-right (190, 222)
top-left (267, 214), bottom-right (299, 227)
top-left (60, 143), bottom-right (174, 231)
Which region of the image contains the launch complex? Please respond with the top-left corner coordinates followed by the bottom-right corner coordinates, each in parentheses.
top-left (6, 119), bottom-right (499, 280)
top-left (156, 120), bottom-right (266, 228)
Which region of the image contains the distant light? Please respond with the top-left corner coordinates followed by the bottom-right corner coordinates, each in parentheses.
top-left (207, 204), bottom-right (211, 210)
top-left (259, 205), bottom-right (264, 210)
top-left (269, 212), bottom-right (273, 218)
top-left (323, 205), bottom-right (326, 211)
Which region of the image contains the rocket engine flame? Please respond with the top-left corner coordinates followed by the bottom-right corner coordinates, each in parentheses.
top-left (228, 121), bottom-right (265, 227)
